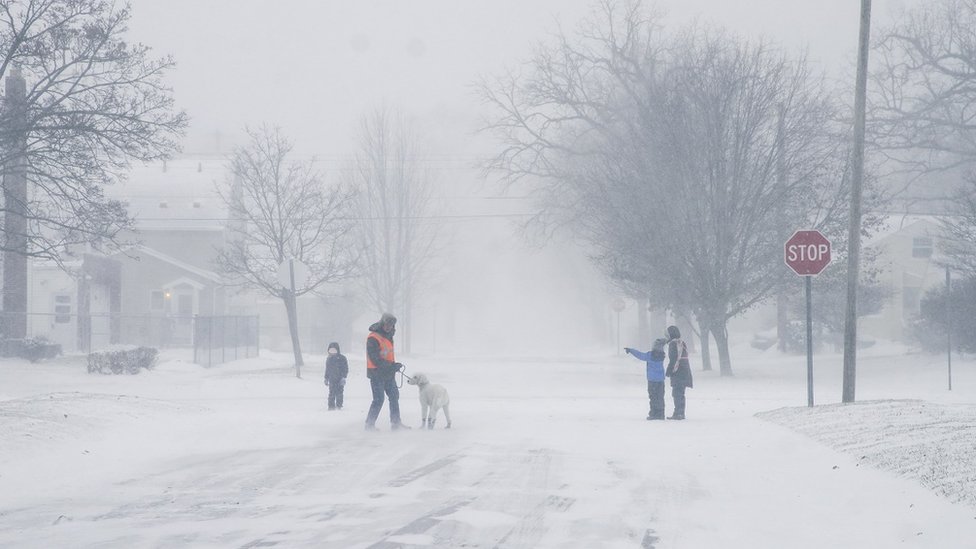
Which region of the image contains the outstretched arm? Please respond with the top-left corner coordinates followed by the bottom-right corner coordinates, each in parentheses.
top-left (625, 348), bottom-right (650, 361)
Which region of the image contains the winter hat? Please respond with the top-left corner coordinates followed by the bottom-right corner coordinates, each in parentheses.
top-left (380, 313), bottom-right (397, 325)
top-left (328, 342), bottom-right (340, 353)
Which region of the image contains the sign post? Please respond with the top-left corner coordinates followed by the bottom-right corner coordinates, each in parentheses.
top-left (785, 230), bottom-right (832, 407)
top-left (946, 267), bottom-right (952, 391)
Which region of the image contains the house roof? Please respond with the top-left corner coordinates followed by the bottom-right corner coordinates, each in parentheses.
top-left (115, 244), bottom-right (224, 284)
top-left (865, 214), bottom-right (945, 248)
top-left (106, 156), bottom-right (230, 231)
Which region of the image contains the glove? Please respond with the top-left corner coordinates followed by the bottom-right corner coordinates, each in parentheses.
top-left (624, 347), bottom-right (633, 355)
top-left (394, 362), bottom-right (404, 372)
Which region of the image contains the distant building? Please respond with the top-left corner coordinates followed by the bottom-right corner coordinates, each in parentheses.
top-left (24, 156), bottom-right (355, 355)
top-left (860, 216), bottom-right (948, 343)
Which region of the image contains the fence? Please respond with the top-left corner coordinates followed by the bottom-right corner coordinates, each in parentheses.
top-left (0, 312), bottom-right (259, 366)
top-left (193, 315), bottom-right (260, 367)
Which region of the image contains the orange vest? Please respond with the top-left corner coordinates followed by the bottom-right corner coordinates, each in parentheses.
top-left (366, 332), bottom-right (395, 370)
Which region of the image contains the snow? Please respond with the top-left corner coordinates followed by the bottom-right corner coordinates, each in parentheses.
top-left (1, 342), bottom-right (975, 548)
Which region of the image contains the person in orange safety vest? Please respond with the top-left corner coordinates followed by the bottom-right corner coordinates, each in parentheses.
top-left (364, 312), bottom-right (410, 430)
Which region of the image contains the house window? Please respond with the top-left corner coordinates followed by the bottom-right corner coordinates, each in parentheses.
top-left (150, 290), bottom-right (165, 311)
top-left (912, 237), bottom-right (933, 258)
top-left (54, 294), bottom-right (71, 323)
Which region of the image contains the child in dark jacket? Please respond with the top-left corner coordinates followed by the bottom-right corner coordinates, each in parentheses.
top-left (624, 338), bottom-right (668, 420)
top-left (324, 342), bottom-right (349, 410)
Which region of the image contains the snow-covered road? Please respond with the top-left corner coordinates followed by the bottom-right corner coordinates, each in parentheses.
top-left (1, 346), bottom-right (974, 548)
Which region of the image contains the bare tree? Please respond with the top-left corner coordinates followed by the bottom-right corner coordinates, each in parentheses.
top-left (870, 0), bottom-right (976, 279)
top-left (0, 0), bottom-right (186, 258)
top-left (0, 0), bottom-right (185, 338)
top-left (480, 1), bottom-right (850, 375)
top-left (869, 0), bottom-right (976, 172)
top-left (940, 187), bottom-right (976, 276)
top-left (217, 126), bottom-right (359, 377)
top-left (347, 107), bottom-right (438, 354)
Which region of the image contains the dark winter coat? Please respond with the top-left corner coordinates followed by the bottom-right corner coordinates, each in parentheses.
top-left (325, 342), bottom-right (349, 384)
top-left (366, 322), bottom-right (399, 380)
top-left (625, 348), bottom-right (667, 382)
top-left (666, 326), bottom-right (694, 389)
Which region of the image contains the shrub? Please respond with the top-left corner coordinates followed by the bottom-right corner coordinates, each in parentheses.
top-left (0, 337), bottom-right (62, 362)
top-left (87, 346), bottom-right (159, 375)
top-left (914, 276), bottom-right (976, 353)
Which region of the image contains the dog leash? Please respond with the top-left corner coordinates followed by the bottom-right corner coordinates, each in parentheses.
top-left (397, 365), bottom-right (414, 388)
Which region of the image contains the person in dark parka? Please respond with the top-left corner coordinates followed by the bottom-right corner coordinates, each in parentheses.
top-left (624, 338), bottom-right (668, 420)
top-left (324, 342), bottom-right (349, 410)
top-left (665, 325), bottom-right (694, 420)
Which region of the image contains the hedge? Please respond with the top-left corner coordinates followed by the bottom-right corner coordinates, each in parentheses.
top-left (87, 347), bottom-right (159, 375)
top-left (0, 337), bottom-right (62, 362)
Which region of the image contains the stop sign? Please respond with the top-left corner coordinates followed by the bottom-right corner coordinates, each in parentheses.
top-left (785, 230), bottom-right (832, 276)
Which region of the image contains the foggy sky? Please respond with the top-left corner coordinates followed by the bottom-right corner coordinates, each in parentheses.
top-left (122, 0), bottom-right (923, 352)
top-left (127, 0), bottom-right (918, 158)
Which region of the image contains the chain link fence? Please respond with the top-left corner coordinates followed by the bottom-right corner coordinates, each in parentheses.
top-left (0, 312), bottom-right (259, 366)
top-left (192, 315), bottom-right (260, 367)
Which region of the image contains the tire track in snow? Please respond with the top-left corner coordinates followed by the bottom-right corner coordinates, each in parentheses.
top-left (388, 454), bottom-right (463, 487)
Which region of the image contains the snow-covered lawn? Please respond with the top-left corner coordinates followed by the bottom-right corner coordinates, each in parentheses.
top-left (0, 343), bottom-right (974, 548)
top-left (758, 399), bottom-right (976, 508)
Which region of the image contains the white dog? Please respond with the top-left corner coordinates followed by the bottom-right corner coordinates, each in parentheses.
top-left (406, 373), bottom-right (452, 429)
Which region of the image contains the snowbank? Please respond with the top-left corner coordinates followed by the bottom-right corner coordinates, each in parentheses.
top-left (758, 399), bottom-right (976, 507)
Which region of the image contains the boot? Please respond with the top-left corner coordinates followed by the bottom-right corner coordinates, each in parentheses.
top-left (391, 422), bottom-right (412, 430)
top-left (667, 414), bottom-right (685, 420)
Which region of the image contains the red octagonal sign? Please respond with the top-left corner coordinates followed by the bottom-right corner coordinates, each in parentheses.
top-left (785, 230), bottom-right (832, 276)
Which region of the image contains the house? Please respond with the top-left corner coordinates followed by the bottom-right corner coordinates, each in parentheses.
top-left (25, 158), bottom-right (232, 352)
top-left (25, 156), bottom-right (359, 355)
top-left (26, 254), bottom-right (120, 353)
top-left (860, 216), bottom-right (948, 343)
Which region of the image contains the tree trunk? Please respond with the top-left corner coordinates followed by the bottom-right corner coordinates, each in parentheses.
top-left (711, 320), bottom-right (734, 376)
top-left (637, 297), bottom-right (650, 346)
top-left (403, 281), bottom-right (412, 356)
top-left (675, 311), bottom-right (695, 353)
top-left (283, 290), bottom-right (304, 378)
top-left (2, 69), bottom-right (28, 340)
top-left (698, 319), bottom-right (713, 371)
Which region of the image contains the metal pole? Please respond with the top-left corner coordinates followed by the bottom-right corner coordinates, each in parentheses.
top-left (806, 275), bottom-right (814, 407)
top-left (947, 267), bottom-right (952, 391)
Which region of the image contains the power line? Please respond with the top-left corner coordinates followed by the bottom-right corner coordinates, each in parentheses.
top-left (131, 212), bottom-right (536, 222)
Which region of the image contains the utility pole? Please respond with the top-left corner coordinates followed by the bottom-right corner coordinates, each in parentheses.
top-left (2, 67), bottom-right (28, 340)
top-left (842, 0), bottom-right (873, 403)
